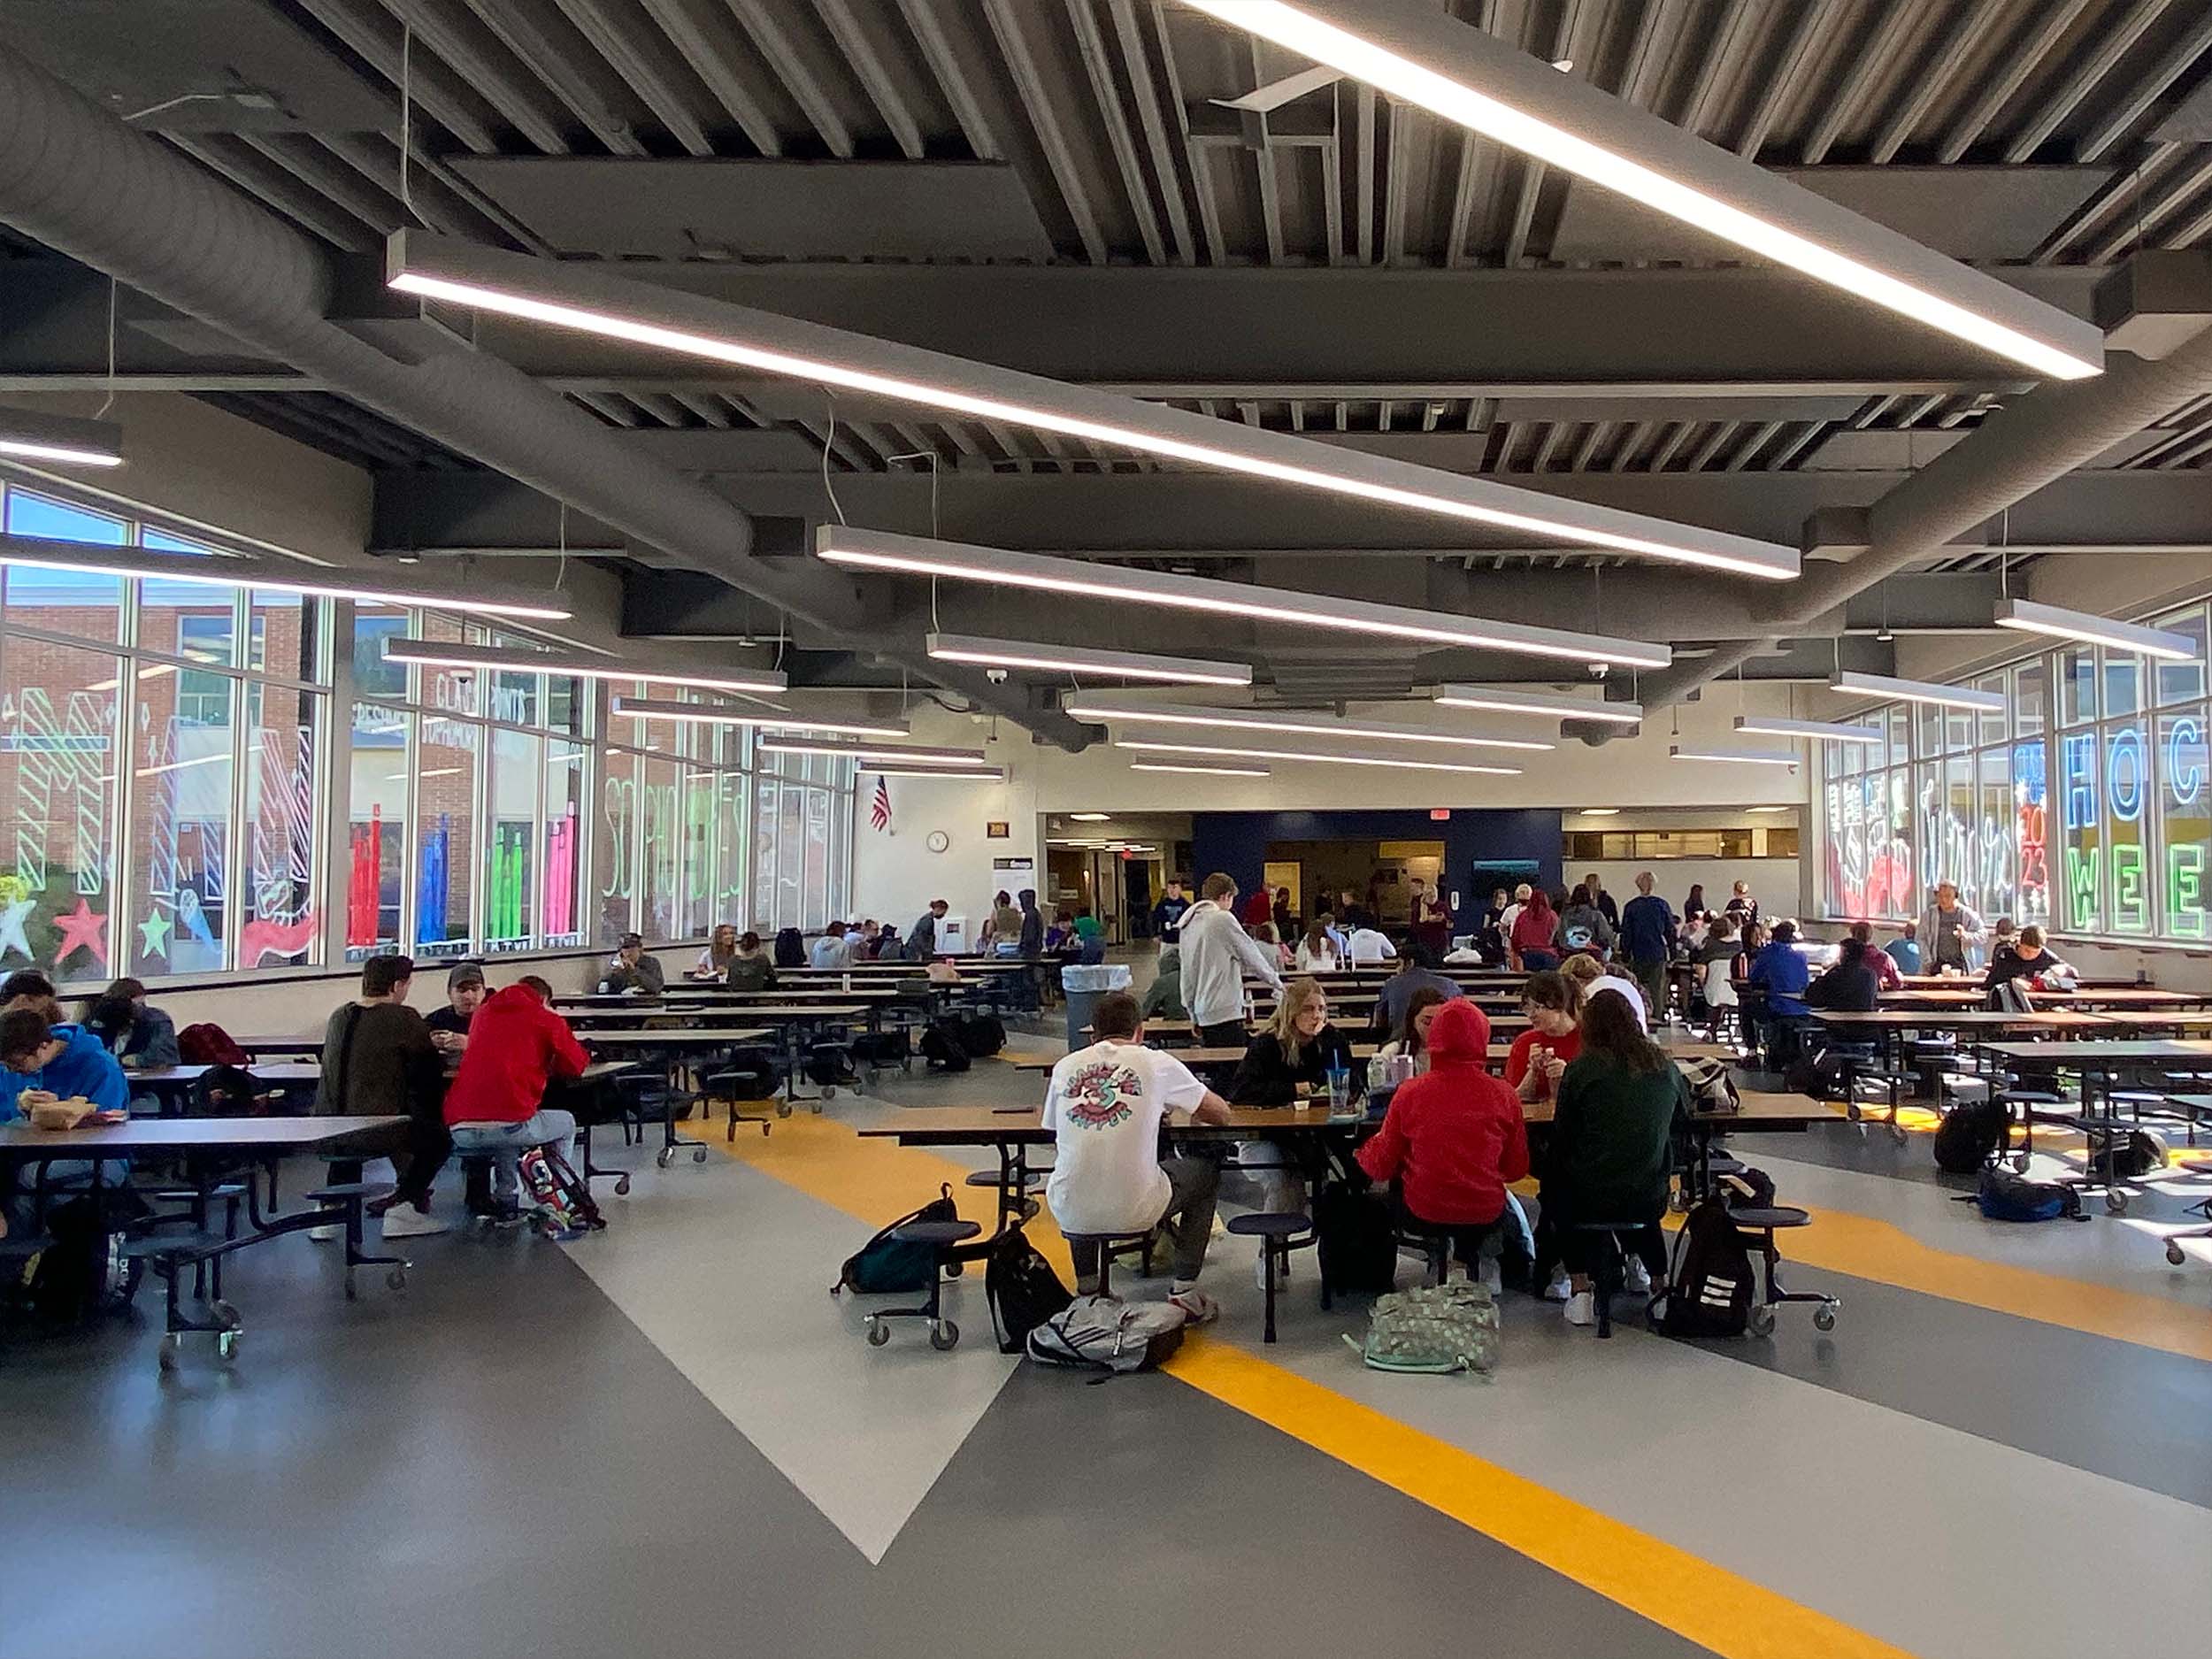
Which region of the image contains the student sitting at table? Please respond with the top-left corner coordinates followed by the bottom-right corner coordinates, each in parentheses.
top-left (313, 954), bottom-right (449, 1240)
top-left (1371, 941), bottom-right (1464, 1036)
top-left (1375, 986), bottom-right (1449, 1077)
top-left (1140, 946), bottom-right (1188, 1024)
top-left (1, 969), bottom-right (64, 1024)
top-left (443, 975), bottom-right (590, 1221)
top-left (1982, 925), bottom-right (2074, 994)
top-left (1043, 990), bottom-right (1232, 1324)
top-left (600, 933), bottom-right (665, 995)
top-left (1747, 918), bottom-right (1813, 1064)
top-left (77, 978), bottom-right (180, 1069)
top-left (1561, 949), bottom-right (1647, 1030)
top-left (692, 924), bottom-right (741, 981)
top-left (725, 930), bottom-right (778, 991)
top-left (1849, 920), bottom-right (1902, 990)
top-left (1533, 989), bottom-right (1689, 1325)
top-left (425, 961), bottom-right (485, 1058)
top-left (0, 1007), bottom-right (132, 1225)
top-left (810, 919), bottom-right (857, 970)
top-left (1505, 970), bottom-right (1583, 1109)
top-left (1886, 919), bottom-right (1922, 974)
top-left (1294, 918), bottom-right (1340, 972)
top-left (1805, 935), bottom-right (1881, 1012)
top-left (1228, 978), bottom-right (1363, 1108)
top-left (1345, 919), bottom-right (1397, 966)
top-left (1356, 999), bottom-right (1530, 1294)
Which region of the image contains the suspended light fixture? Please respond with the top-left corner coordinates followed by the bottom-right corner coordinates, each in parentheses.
top-left (1066, 696), bottom-right (1552, 751)
top-left (819, 527), bottom-right (1671, 668)
top-left (1829, 669), bottom-right (2005, 713)
top-left (1733, 715), bottom-right (1883, 744)
top-left (1670, 744), bottom-right (1801, 766)
top-left (386, 640), bottom-right (787, 694)
top-left (1131, 761), bottom-right (1272, 777)
top-left (926, 632), bottom-right (1251, 687)
top-left (0, 533), bottom-right (571, 619)
top-left (611, 696), bottom-right (907, 738)
top-left (1177, 0), bottom-right (2102, 381)
top-left (856, 760), bottom-right (1007, 780)
top-left (0, 407), bottom-right (124, 467)
top-left (1118, 739), bottom-right (1521, 775)
top-left (1069, 812), bottom-right (1112, 822)
top-left (1992, 599), bottom-right (2199, 663)
top-left (756, 737), bottom-right (990, 764)
top-left (388, 231), bottom-right (1796, 580)
top-left (1432, 684), bottom-right (1642, 724)
top-left (1576, 808), bottom-right (1621, 816)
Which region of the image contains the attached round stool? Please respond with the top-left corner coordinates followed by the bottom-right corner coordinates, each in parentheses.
top-left (1064, 1229), bottom-right (1156, 1298)
top-left (1723, 1204), bottom-right (1836, 1335)
top-left (965, 1164), bottom-right (1048, 1230)
top-left (864, 1217), bottom-right (983, 1351)
top-left (1228, 1212), bottom-right (1315, 1343)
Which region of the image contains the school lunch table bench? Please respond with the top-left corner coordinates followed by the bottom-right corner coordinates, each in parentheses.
top-left (1975, 1039), bottom-right (2212, 1214)
top-left (0, 1114), bottom-right (408, 1371)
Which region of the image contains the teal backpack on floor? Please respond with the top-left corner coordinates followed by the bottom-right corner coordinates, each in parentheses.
top-left (832, 1184), bottom-right (961, 1294)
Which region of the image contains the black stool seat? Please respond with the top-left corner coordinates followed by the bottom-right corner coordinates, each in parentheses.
top-left (122, 1230), bottom-right (230, 1260)
top-left (1726, 1204), bottom-right (1809, 1229)
top-left (965, 1168), bottom-right (1045, 1189)
top-left (305, 1181), bottom-right (395, 1202)
top-left (1228, 1211), bottom-right (1311, 1240)
top-left (1706, 1155), bottom-right (1747, 1177)
top-left (890, 1218), bottom-right (981, 1247)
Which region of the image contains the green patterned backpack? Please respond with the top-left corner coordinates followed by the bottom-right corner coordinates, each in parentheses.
top-left (1344, 1281), bottom-right (1502, 1375)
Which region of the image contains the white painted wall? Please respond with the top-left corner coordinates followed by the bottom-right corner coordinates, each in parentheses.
top-left (849, 758), bottom-right (1042, 935)
top-left (1571, 860), bottom-right (1800, 918)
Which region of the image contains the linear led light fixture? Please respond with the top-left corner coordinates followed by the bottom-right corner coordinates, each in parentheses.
top-left (820, 527), bottom-right (1671, 669)
top-left (388, 231), bottom-right (1795, 580)
top-left (1131, 762), bottom-right (1271, 777)
top-left (1069, 812), bottom-right (1112, 821)
top-left (0, 407), bottom-right (124, 467)
top-left (0, 532), bottom-right (571, 620)
top-left (1433, 684), bottom-right (1642, 725)
top-left (1733, 715), bottom-right (1884, 744)
top-left (1576, 808), bottom-right (1621, 816)
top-left (757, 737), bottom-right (990, 764)
top-left (611, 696), bottom-right (908, 739)
top-left (1829, 670), bottom-right (2006, 713)
top-left (1118, 739), bottom-right (1521, 776)
top-left (857, 760), bottom-right (1007, 780)
top-left (1992, 598), bottom-right (2199, 663)
top-left (1065, 697), bottom-right (1553, 752)
top-left (926, 632), bottom-right (1250, 687)
top-left (1670, 744), bottom-right (1801, 766)
top-left (384, 640), bottom-right (787, 694)
top-left (1746, 806), bottom-right (1793, 814)
top-left (1179, 0), bottom-right (2103, 382)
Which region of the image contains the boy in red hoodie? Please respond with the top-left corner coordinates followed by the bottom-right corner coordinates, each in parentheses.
top-left (444, 976), bottom-right (590, 1213)
top-left (1356, 999), bottom-right (1530, 1292)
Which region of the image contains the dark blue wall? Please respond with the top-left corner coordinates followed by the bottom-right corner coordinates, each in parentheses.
top-left (1188, 809), bottom-right (1562, 912)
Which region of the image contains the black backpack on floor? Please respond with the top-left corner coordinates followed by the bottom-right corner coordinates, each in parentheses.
top-left (832, 1185), bottom-right (960, 1294)
top-left (1652, 1198), bottom-right (1755, 1338)
top-left (956, 1013), bottom-right (1006, 1057)
top-left (985, 1225), bottom-right (1071, 1353)
top-left (805, 1043), bottom-right (858, 1087)
top-left (1934, 1097), bottom-right (2007, 1173)
top-left (852, 1029), bottom-right (911, 1071)
top-left (1314, 1184), bottom-right (1398, 1294)
top-left (920, 1020), bottom-right (972, 1072)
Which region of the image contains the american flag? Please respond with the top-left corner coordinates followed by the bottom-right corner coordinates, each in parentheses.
top-left (869, 775), bottom-right (893, 832)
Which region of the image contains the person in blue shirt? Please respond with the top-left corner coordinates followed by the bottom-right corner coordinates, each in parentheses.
top-left (1617, 872), bottom-right (1677, 1019)
top-left (1, 1010), bottom-right (131, 1219)
top-left (1746, 919), bottom-right (1814, 1067)
top-left (1886, 919), bottom-right (1922, 975)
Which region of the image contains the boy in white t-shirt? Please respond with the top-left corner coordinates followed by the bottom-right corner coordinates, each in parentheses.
top-left (1043, 990), bottom-right (1233, 1323)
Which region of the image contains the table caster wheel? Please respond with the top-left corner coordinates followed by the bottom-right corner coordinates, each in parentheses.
top-left (758, 1123), bottom-right (771, 1138)
top-left (343, 1269), bottom-right (358, 1302)
top-left (1813, 1304), bottom-right (1838, 1333)
top-left (2168, 1242), bottom-right (2187, 1265)
top-left (387, 1266), bottom-right (408, 1292)
top-left (943, 1261), bottom-right (964, 1279)
top-left (157, 1333), bottom-right (180, 1372)
top-left (821, 1085), bottom-right (838, 1102)
top-left (217, 1329), bottom-right (241, 1362)
top-left (778, 1103), bottom-right (793, 1118)
top-left (865, 1318), bottom-right (890, 1347)
top-left (613, 1174), bottom-right (632, 1196)
top-left (211, 1300), bottom-right (241, 1329)
top-left (929, 1319), bottom-right (959, 1351)
top-left (692, 1146), bottom-right (708, 1164)
top-left (1890, 1124), bottom-right (1909, 1145)
top-left (2010, 1153), bottom-right (2031, 1173)
top-left (1748, 1305), bottom-right (1776, 1338)
top-left (1846, 1102), bottom-right (1863, 1124)
top-left (2105, 1188), bottom-right (2128, 1215)
top-left (657, 1148), bottom-right (675, 1169)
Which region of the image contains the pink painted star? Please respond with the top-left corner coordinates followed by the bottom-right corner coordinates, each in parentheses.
top-left (52, 897), bottom-right (108, 971)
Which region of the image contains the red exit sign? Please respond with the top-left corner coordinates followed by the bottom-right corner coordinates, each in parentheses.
top-left (1429, 809), bottom-right (1451, 821)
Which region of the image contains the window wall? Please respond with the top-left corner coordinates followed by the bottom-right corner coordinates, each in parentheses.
top-left (1, 473), bottom-right (855, 986)
top-left (1818, 597), bottom-right (2209, 944)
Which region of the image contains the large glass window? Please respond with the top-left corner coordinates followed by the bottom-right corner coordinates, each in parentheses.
top-left (348, 701), bottom-right (406, 956)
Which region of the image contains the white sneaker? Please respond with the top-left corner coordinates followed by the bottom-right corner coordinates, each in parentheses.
top-left (1542, 1270), bottom-right (1571, 1302)
top-left (1624, 1256), bottom-right (1653, 1294)
top-left (307, 1224), bottom-right (338, 1243)
top-left (1563, 1289), bottom-right (1596, 1327)
top-left (1479, 1256), bottom-right (1503, 1295)
top-left (1168, 1286), bottom-right (1219, 1325)
top-left (379, 1202), bottom-right (449, 1239)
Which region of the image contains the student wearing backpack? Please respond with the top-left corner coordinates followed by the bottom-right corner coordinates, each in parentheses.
top-left (1534, 990), bottom-right (1691, 1327)
top-left (1356, 1000), bottom-right (1530, 1294)
top-left (1042, 991), bottom-right (1233, 1324)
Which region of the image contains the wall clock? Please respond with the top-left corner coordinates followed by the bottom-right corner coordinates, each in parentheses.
top-left (926, 830), bottom-right (950, 853)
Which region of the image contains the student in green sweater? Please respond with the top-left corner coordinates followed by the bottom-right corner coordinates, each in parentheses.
top-left (1535, 987), bottom-right (1689, 1327)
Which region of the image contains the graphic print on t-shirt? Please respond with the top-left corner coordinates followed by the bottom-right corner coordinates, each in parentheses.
top-left (1061, 1058), bottom-right (1143, 1130)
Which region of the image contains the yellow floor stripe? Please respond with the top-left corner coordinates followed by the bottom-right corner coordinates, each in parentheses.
top-left (1785, 1206), bottom-right (2212, 1363)
top-left (1168, 1341), bottom-right (1919, 1659)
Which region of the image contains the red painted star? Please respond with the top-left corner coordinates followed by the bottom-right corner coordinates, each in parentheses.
top-left (52, 897), bottom-right (109, 971)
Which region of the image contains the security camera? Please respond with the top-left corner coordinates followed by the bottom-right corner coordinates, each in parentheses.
top-left (1587, 662), bottom-right (1609, 679)
top-left (986, 667), bottom-right (1009, 683)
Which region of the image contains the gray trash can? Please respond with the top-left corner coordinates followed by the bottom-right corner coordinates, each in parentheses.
top-left (1061, 963), bottom-right (1133, 1050)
